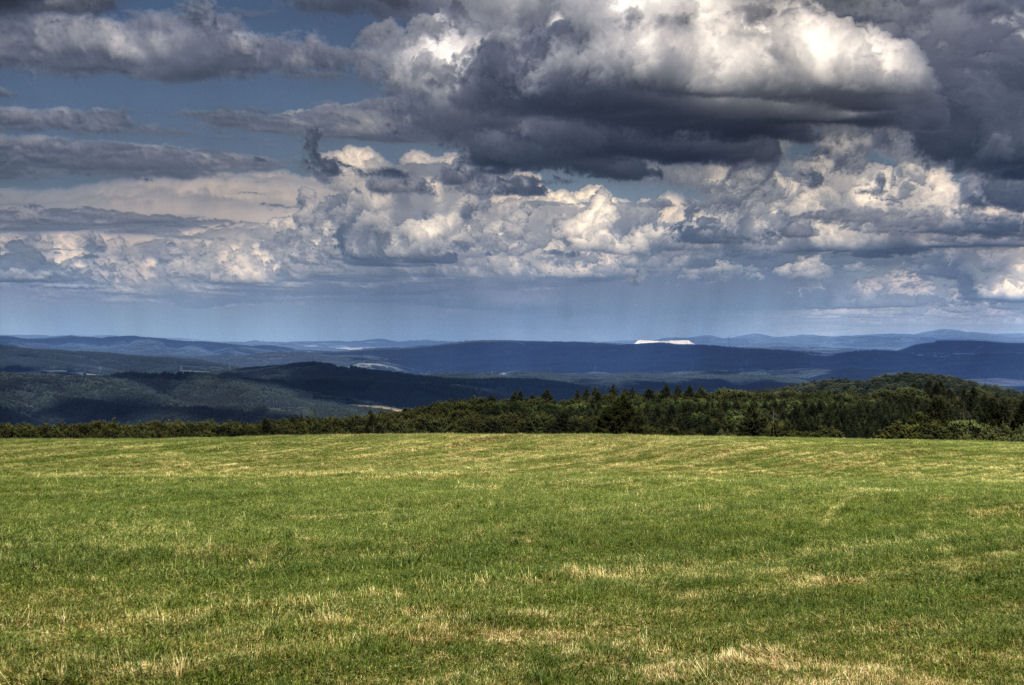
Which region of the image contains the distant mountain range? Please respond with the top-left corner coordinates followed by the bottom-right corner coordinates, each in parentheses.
top-left (345, 340), bottom-right (1024, 388)
top-left (0, 335), bottom-right (441, 362)
top-left (685, 330), bottom-right (1024, 351)
top-left (4, 334), bottom-right (1024, 384)
top-left (3, 333), bottom-right (1024, 424)
top-left (6, 329), bottom-right (1024, 359)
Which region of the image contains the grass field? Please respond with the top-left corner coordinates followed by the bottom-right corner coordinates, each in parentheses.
top-left (1, 435), bottom-right (1022, 683)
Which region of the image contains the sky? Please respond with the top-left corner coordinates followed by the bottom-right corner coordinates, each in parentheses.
top-left (2, 0), bottom-right (1024, 342)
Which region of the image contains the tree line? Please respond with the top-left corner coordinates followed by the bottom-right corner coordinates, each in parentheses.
top-left (3, 373), bottom-right (1023, 440)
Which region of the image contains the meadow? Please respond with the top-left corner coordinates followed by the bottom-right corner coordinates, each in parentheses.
top-left (0, 434), bottom-right (1021, 683)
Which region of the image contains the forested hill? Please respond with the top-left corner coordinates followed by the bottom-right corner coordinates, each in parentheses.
top-left (335, 373), bottom-right (1024, 440)
top-left (0, 363), bottom-right (587, 425)
top-left (5, 374), bottom-right (1023, 441)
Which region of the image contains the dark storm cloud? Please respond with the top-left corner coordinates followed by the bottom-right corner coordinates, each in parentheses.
top-left (0, 134), bottom-right (277, 178)
top-left (0, 0), bottom-right (115, 13)
top-left (820, 0), bottom-right (1024, 177)
top-left (0, 1), bottom-right (349, 80)
top-left (975, 179), bottom-right (1024, 212)
top-left (303, 128), bottom-right (347, 178)
top-left (486, 173), bottom-right (546, 197)
top-left (438, 162), bottom-right (547, 197)
top-left (292, 0), bottom-right (448, 18)
top-left (451, 117), bottom-right (783, 179)
top-left (365, 167), bottom-right (434, 194)
top-left (196, 96), bottom-right (809, 180)
top-left (0, 106), bottom-right (135, 132)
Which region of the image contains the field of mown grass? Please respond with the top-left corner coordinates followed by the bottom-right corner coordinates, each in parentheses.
top-left (1, 434), bottom-right (1022, 683)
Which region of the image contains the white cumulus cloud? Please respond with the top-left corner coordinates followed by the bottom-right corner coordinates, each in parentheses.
top-left (774, 254), bottom-right (833, 279)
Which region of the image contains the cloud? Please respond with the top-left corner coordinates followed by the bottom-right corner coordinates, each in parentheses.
top-left (0, 1), bottom-right (350, 81)
top-left (0, 0), bottom-right (115, 13)
top-left (984, 277), bottom-right (1024, 300)
top-left (0, 206), bottom-right (289, 290)
top-left (0, 86), bottom-right (12, 97)
top-left (438, 159), bottom-right (547, 197)
top-left (0, 145), bottom-right (694, 290)
top-left (659, 128), bottom-right (1024, 259)
top-left (224, 2), bottom-right (1024, 188)
top-left (0, 238), bottom-right (58, 282)
top-left (293, 0), bottom-right (448, 19)
top-left (774, 255), bottom-right (832, 279)
top-left (3, 136), bottom-right (1023, 310)
top-left (201, 0), bottom-right (936, 178)
top-left (301, 131), bottom-right (547, 196)
top-left (292, 157), bottom-right (681, 275)
top-left (302, 129), bottom-right (436, 195)
top-left (973, 178), bottom-right (1024, 212)
top-left (679, 259), bottom-right (764, 282)
top-left (0, 170), bottom-right (317, 223)
top-left (0, 134), bottom-right (277, 179)
top-left (0, 204), bottom-right (205, 235)
top-left (303, 128), bottom-right (346, 178)
top-left (959, 248), bottom-right (1024, 300)
top-left (856, 270), bottom-right (937, 297)
top-left (285, 132), bottom-right (1024, 290)
top-left (191, 98), bottom-right (420, 141)
top-left (0, 106), bottom-right (135, 132)
top-left (357, 2), bottom-right (933, 100)
top-left (820, 1), bottom-right (1024, 177)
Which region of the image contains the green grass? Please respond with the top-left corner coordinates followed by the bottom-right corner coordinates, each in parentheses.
top-left (1, 435), bottom-right (1022, 683)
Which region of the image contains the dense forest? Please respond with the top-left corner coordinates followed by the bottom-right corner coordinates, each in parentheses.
top-left (3, 373), bottom-right (1024, 440)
